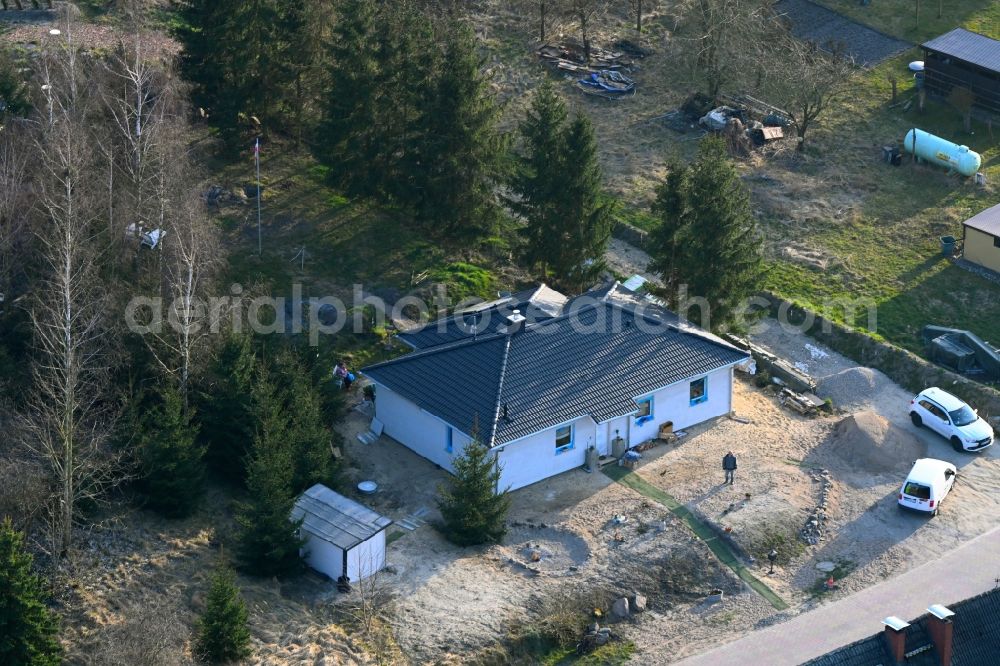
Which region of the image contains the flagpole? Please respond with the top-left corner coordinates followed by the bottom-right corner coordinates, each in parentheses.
top-left (255, 137), bottom-right (262, 256)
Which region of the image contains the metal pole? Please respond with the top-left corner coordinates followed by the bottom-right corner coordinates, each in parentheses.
top-left (255, 137), bottom-right (262, 255)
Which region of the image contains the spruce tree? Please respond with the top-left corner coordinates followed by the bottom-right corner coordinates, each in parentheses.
top-left (177, 0), bottom-right (306, 151)
top-left (0, 519), bottom-right (62, 666)
top-left (514, 81), bottom-right (569, 274)
top-left (415, 22), bottom-right (506, 237)
top-left (273, 351), bottom-right (336, 494)
top-left (199, 334), bottom-right (256, 485)
top-left (138, 385), bottom-right (206, 519)
top-left (318, 0), bottom-right (380, 196)
top-left (437, 437), bottom-right (511, 546)
top-left (551, 113), bottom-right (614, 288)
top-left (235, 368), bottom-right (304, 577)
top-left (195, 563), bottom-right (252, 664)
top-left (648, 135), bottom-right (763, 330)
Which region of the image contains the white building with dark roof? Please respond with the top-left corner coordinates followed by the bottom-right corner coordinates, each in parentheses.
top-left (363, 283), bottom-right (748, 491)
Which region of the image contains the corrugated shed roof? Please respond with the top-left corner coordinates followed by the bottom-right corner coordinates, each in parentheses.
top-left (291, 484), bottom-right (392, 551)
top-left (397, 284), bottom-right (568, 350)
top-left (804, 587), bottom-right (1000, 665)
top-left (364, 301), bottom-right (748, 446)
top-left (923, 28), bottom-right (1000, 73)
top-left (964, 202), bottom-right (1000, 237)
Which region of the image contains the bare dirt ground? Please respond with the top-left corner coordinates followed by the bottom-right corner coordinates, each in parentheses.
top-left (341, 318), bottom-right (1000, 663)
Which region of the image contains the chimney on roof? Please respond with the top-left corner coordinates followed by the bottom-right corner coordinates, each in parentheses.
top-left (505, 309), bottom-right (526, 335)
top-left (502, 403), bottom-right (509, 421)
top-left (882, 616), bottom-right (910, 663)
top-left (926, 604), bottom-right (955, 666)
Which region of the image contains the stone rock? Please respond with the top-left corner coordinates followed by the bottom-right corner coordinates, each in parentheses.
top-left (816, 561), bottom-right (837, 572)
top-left (590, 622), bottom-right (600, 634)
top-left (595, 632), bottom-right (609, 646)
top-left (611, 597), bottom-right (630, 618)
top-left (631, 593), bottom-right (647, 613)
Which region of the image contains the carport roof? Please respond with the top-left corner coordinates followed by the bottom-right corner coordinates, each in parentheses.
top-left (963, 202), bottom-right (1000, 237)
top-left (923, 28), bottom-right (1000, 74)
top-left (292, 484), bottom-right (392, 551)
top-left (363, 300), bottom-right (748, 447)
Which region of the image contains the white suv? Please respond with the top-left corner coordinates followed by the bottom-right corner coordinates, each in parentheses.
top-left (909, 387), bottom-right (994, 452)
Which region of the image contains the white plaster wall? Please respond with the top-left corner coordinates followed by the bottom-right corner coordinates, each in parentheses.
top-left (373, 384), bottom-right (472, 473)
top-left (346, 531), bottom-right (387, 582)
top-left (627, 366), bottom-right (733, 445)
top-left (496, 415), bottom-right (596, 491)
top-left (300, 532), bottom-right (344, 580)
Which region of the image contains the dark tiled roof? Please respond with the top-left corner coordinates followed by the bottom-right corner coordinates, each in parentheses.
top-left (364, 301), bottom-right (748, 446)
top-left (804, 587), bottom-right (1000, 666)
top-left (397, 285), bottom-right (567, 350)
top-left (923, 28), bottom-right (1000, 74)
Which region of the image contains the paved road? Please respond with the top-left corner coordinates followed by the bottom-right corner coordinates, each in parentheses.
top-left (674, 525), bottom-right (1000, 665)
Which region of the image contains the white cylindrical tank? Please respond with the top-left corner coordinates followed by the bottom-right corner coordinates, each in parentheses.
top-left (902, 128), bottom-right (982, 177)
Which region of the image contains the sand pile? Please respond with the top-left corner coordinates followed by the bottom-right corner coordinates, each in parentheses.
top-left (817, 367), bottom-right (895, 411)
top-left (823, 411), bottom-right (927, 476)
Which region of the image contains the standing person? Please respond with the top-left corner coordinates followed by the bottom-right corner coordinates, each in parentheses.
top-left (723, 451), bottom-right (737, 485)
top-left (334, 360), bottom-right (354, 391)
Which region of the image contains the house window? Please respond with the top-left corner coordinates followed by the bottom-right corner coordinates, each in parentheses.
top-left (446, 427), bottom-right (453, 454)
top-left (993, 235), bottom-right (1000, 248)
top-left (555, 425), bottom-right (574, 453)
top-left (635, 396), bottom-right (653, 424)
top-left (689, 377), bottom-right (708, 406)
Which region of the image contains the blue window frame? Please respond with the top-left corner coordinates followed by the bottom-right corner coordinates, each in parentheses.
top-left (635, 396), bottom-right (654, 424)
top-left (555, 425), bottom-right (574, 453)
top-left (689, 377), bottom-right (708, 406)
top-left (446, 426), bottom-right (454, 454)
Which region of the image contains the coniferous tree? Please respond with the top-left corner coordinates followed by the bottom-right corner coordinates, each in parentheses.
top-left (648, 135), bottom-right (763, 330)
top-left (273, 351), bottom-right (337, 494)
top-left (437, 437), bottom-right (511, 546)
top-left (195, 563), bottom-right (252, 664)
top-left (550, 113), bottom-right (614, 288)
top-left (415, 22), bottom-right (506, 237)
top-left (373, 6), bottom-right (439, 205)
top-left (0, 519), bottom-right (62, 666)
top-left (138, 385), bottom-right (206, 518)
top-left (514, 81), bottom-right (569, 274)
top-left (199, 334), bottom-right (256, 484)
top-left (235, 368), bottom-right (304, 577)
top-left (318, 0), bottom-right (380, 195)
top-left (177, 0), bottom-right (309, 151)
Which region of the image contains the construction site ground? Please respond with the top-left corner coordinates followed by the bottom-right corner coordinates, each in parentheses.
top-left (338, 321), bottom-right (1000, 662)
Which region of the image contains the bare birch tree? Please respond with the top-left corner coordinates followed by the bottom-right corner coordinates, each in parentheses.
top-left (20, 24), bottom-right (125, 558)
top-left (99, 1), bottom-right (181, 249)
top-left (0, 126), bottom-right (30, 298)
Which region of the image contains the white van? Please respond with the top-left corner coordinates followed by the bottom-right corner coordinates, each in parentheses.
top-left (898, 458), bottom-right (957, 517)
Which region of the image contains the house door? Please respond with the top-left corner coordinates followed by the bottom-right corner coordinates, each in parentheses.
top-left (595, 423), bottom-right (609, 456)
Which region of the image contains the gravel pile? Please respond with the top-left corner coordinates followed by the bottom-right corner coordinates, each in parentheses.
top-left (817, 366), bottom-right (895, 412)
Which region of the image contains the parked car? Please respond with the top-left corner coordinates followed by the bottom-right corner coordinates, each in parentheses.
top-left (908, 387), bottom-right (994, 452)
top-left (898, 458), bottom-right (957, 516)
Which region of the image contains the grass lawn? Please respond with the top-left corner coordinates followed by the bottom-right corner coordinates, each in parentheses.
top-left (757, 2), bottom-right (1000, 355)
top-left (817, 0), bottom-right (1000, 43)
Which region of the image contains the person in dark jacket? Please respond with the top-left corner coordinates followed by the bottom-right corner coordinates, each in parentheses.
top-left (723, 451), bottom-right (737, 485)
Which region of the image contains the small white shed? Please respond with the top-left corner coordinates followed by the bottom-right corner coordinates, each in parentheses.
top-left (291, 484), bottom-right (393, 583)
